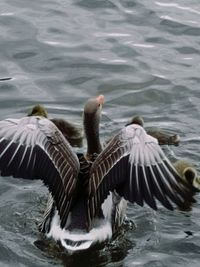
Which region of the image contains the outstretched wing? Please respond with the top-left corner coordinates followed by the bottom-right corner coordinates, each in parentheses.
top-left (88, 124), bottom-right (192, 221)
top-left (0, 116), bottom-right (80, 227)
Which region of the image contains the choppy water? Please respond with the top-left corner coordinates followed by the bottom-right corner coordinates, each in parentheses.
top-left (0, 0), bottom-right (200, 266)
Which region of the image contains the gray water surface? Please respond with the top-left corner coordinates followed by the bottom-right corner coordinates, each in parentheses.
top-left (0, 0), bottom-right (200, 266)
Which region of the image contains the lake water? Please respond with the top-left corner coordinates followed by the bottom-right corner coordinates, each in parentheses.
top-left (0, 0), bottom-right (200, 266)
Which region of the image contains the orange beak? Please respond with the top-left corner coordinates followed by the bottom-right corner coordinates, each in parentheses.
top-left (96, 95), bottom-right (104, 106)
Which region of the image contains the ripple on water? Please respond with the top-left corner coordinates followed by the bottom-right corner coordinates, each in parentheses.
top-left (0, 0), bottom-right (200, 266)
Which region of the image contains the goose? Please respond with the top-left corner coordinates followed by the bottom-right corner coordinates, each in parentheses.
top-left (126, 116), bottom-right (180, 146)
top-left (28, 104), bottom-right (83, 148)
top-left (0, 95), bottom-right (194, 252)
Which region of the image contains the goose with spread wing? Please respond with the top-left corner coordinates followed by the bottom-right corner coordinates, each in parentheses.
top-left (0, 95), bottom-right (194, 252)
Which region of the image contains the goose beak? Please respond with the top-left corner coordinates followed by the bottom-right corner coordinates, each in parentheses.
top-left (96, 95), bottom-right (104, 107)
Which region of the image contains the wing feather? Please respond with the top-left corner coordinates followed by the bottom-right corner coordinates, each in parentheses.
top-left (0, 116), bottom-right (80, 227)
top-left (88, 124), bottom-right (193, 222)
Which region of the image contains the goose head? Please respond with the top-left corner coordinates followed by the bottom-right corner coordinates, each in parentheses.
top-left (28, 104), bottom-right (48, 118)
top-left (174, 160), bottom-right (200, 191)
top-left (126, 115), bottom-right (144, 127)
top-left (184, 167), bottom-right (200, 191)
